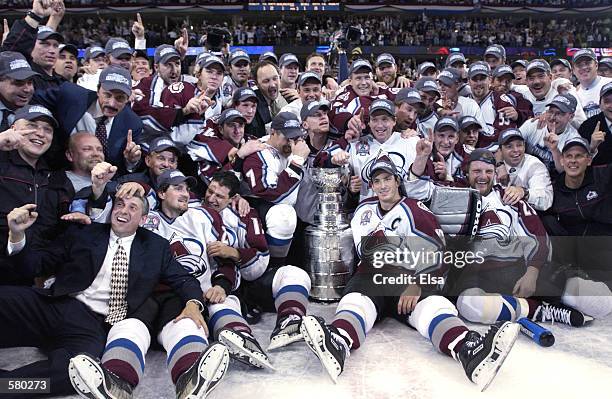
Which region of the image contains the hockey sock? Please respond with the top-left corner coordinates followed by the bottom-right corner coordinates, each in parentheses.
top-left (272, 266), bottom-right (312, 324)
top-left (209, 295), bottom-right (252, 339)
top-left (330, 293), bottom-right (377, 350)
top-left (159, 318), bottom-right (209, 384)
top-left (101, 319), bottom-right (151, 387)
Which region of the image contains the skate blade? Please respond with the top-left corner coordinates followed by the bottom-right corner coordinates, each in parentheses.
top-left (218, 330), bottom-right (276, 371)
top-left (185, 344), bottom-right (230, 399)
top-left (68, 355), bottom-right (109, 399)
top-left (300, 316), bottom-right (341, 384)
top-left (477, 323), bottom-right (520, 392)
top-left (267, 332), bottom-right (304, 351)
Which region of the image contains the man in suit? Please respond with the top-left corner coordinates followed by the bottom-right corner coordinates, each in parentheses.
top-left (33, 65), bottom-right (143, 173)
top-left (0, 193), bottom-right (206, 397)
top-left (579, 82), bottom-right (612, 165)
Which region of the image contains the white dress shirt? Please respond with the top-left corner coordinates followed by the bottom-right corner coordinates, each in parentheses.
top-left (71, 100), bottom-right (115, 136)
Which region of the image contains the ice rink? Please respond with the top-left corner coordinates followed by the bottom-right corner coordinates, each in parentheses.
top-left (2, 301), bottom-right (611, 399)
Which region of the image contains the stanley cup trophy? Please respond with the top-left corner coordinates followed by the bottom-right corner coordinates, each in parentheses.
top-left (304, 168), bottom-right (355, 301)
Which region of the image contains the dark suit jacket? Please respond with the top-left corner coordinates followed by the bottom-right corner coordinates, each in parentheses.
top-left (251, 89), bottom-right (272, 138)
top-left (14, 223), bottom-right (203, 317)
top-left (33, 82), bottom-right (143, 172)
top-left (579, 112), bottom-right (612, 166)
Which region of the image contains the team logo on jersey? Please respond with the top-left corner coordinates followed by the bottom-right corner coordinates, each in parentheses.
top-left (357, 141), bottom-right (370, 156)
top-left (360, 209), bottom-right (372, 225)
top-left (336, 92), bottom-right (350, 102)
top-left (168, 82), bottom-right (184, 94)
top-left (500, 93), bottom-right (516, 107)
top-left (417, 201), bottom-right (433, 214)
top-left (142, 215), bottom-right (160, 230)
top-left (361, 151), bottom-right (407, 182)
top-left (478, 209), bottom-right (511, 243)
top-left (170, 238), bottom-right (207, 278)
top-left (222, 83), bottom-right (233, 97)
top-left (586, 191), bottom-right (598, 201)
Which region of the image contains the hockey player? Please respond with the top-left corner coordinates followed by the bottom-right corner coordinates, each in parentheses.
top-left (221, 49), bottom-right (254, 103)
top-left (445, 52), bottom-right (471, 97)
top-left (301, 153), bottom-right (520, 390)
top-left (203, 171), bottom-right (312, 351)
top-left (572, 49), bottom-right (612, 118)
top-left (279, 71), bottom-right (324, 121)
top-left (394, 87), bottom-right (425, 135)
top-left (375, 53), bottom-right (411, 89)
top-left (418, 116), bottom-right (467, 182)
top-left (414, 77), bottom-right (441, 135)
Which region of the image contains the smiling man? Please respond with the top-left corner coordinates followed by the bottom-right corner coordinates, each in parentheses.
top-left (0, 52), bottom-right (38, 131)
top-left (279, 71), bottom-right (323, 121)
top-left (572, 49), bottom-right (612, 119)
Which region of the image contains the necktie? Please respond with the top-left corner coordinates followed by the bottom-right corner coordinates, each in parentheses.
top-left (95, 116), bottom-right (108, 157)
top-left (105, 239), bottom-right (129, 325)
top-left (0, 109), bottom-right (14, 132)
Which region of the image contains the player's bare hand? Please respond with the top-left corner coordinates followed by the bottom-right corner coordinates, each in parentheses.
top-left (348, 175), bottom-right (362, 193)
top-left (398, 283), bottom-right (421, 315)
top-left (91, 162), bottom-right (117, 189)
top-left (502, 186), bottom-right (525, 206)
top-left (174, 301), bottom-right (208, 333)
top-left (544, 132), bottom-right (559, 151)
top-left (205, 285), bottom-right (227, 304)
top-left (590, 121), bottom-right (605, 152)
top-left (495, 163), bottom-right (509, 186)
top-left (231, 195), bottom-right (251, 218)
top-left (131, 13), bottom-right (145, 40)
top-left (513, 266), bottom-right (539, 298)
top-left (1, 19), bottom-right (9, 45)
top-left (331, 150), bottom-right (350, 166)
top-left (291, 138), bottom-right (310, 159)
top-left (396, 76), bottom-right (411, 89)
top-left (174, 28), bottom-right (189, 59)
top-left (347, 110), bottom-right (365, 134)
top-left (279, 88), bottom-right (299, 103)
top-left (499, 106), bottom-right (518, 121)
top-left (401, 128), bottom-right (419, 139)
top-left (236, 140), bottom-right (265, 159)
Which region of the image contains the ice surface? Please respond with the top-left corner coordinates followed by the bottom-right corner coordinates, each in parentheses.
top-left (2, 302), bottom-right (611, 399)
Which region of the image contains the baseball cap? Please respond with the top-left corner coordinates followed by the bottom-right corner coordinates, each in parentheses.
top-left (149, 136), bottom-right (180, 155)
top-left (232, 87), bottom-right (258, 104)
top-left (510, 60), bottom-right (527, 69)
top-left (200, 55), bottom-right (225, 71)
top-left (562, 137), bottom-right (590, 154)
top-left (154, 45), bottom-right (180, 65)
top-left (526, 59), bottom-right (551, 74)
top-left (395, 88), bottom-right (424, 107)
top-left (350, 59), bottom-right (373, 75)
top-left (459, 116), bottom-right (482, 131)
top-left (485, 44), bottom-right (505, 60)
top-left (437, 68), bottom-right (461, 86)
top-left (418, 61), bottom-right (437, 76)
top-left (271, 112), bottom-right (303, 139)
top-left (468, 148), bottom-right (496, 166)
top-left (601, 81), bottom-right (612, 98)
top-left (468, 62), bottom-right (491, 79)
top-left (415, 77), bottom-right (441, 95)
top-left (218, 109), bottom-right (246, 125)
top-left (105, 38), bottom-right (132, 58)
top-left (14, 105), bottom-right (58, 128)
top-left (37, 26), bottom-right (63, 43)
top-left (498, 128), bottom-right (524, 146)
top-left (599, 58), bottom-right (612, 70)
top-left (434, 117), bottom-right (459, 132)
top-left (157, 169), bottom-right (196, 188)
top-left (492, 65), bottom-right (515, 79)
top-left (550, 58), bottom-right (572, 70)
top-left (229, 49), bottom-right (250, 65)
top-left (376, 53), bottom-right (396, 67)
top-left (548, 93), bottom-right (578, 114)
top-left (195, 52), bottom-right (211, 68)
top-left (0, 51), bottom-right (39, 80)
top-left (369, 99), bottom-right (395, 117)
top-left (300, 99), bottom-right (330, 121)
top-left (445, 52), bottom-right (466, 68)
top-left (59, 44), bottom-right (78, 58)
top-left (99, 66), bottom-right (132, 95)
top-left (84, 46), bottom-right (105, 61)
top-left (298, 71), bottom-right (322, 87)
top-left (369, 153), bottom-right (399, 180)
top-left (572, 49), bottom-right (597, 64)
top-left (259, 51), bottom-right (278, 64)
top-left (279, 53), bottom-right (299, 68)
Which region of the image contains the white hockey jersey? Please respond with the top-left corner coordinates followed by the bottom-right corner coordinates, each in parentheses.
top-left (576, 76), bottom-right (612, 119)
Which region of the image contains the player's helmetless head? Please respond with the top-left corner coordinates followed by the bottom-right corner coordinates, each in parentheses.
top-left (97, 86), bottom-right (129, 118)
top-left (132, 56), bottom-right (150, 81)
top-left (573, 57), bottom-right (598, 84)
top-left (0, 76), bottom-right (35, 109)
top-left (371, 170), bottom-right (401, 206)
top-left (551, 64), bottom-right (572, 81)
top-left (200, 64), bottom-right (225, 93)
top-left (158, 182), bottom-right (190, 215)
top-left (546, 105), bottom-right (574, 133)
top-left (434, 127), bottom-right (459, 158)
top-left (468, 160), bottom-right (495, 196)
top-left (350, 69), bottom-right (373, 96)
top-left (500, 137), bottom-right (525, 168)
top-left (299, 81), bottom-right (322, 103)
top-left (485, 55), bottom-right (503, 70)
top-left (492, 74), bottom-right (513, 95)
top-left (306, 55), bottom-right (325, 77)
top-left (205, 172), bottom-right (240, 212)
top-left (395, 102), bottom-right (421, 130)
top-left (230, 59), bottom-right (250, 84)
top-left (108, 53), bottom-right (133, 71)
top-left (460, 126), bottom-right (480, 147)
top-left (14, 117), bottom-right (54, 163)
top-left (376, 63), bottom-right (397, 86)
top-left (234, 99), bottom-right (257, 124)
top-left (221, 120), bottom-right (246, 147)
top-left (256, 63), bottom-right (280, 101)
top-left (145, 150), bottom-right (178, 177)
top-left (111, 195), bottom-right (148, 237)
top-left (369, 110), bottom-right (395, 143)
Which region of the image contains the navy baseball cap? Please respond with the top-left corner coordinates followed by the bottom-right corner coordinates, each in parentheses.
top-left (229, 49), bottom-right (250, 65)
top-left (498, 128), bottom-right (524, 146)
top-left (279, 53), bottom-right (299, 68)
top-left (511, 60), bottom-right (527, 69)
top-left (369, 99), bottom-right (395, 117)
top-left (376, 53), bottom-right (396, 67)
top-left (562, 137), bottom-right (590, 154)
top-left (492, 65), bottom-right (515, 79)
top-left (59, 44), bottom-right (78, 58)
top-left (468, 62), bottom-right (491, 79)
top-left (418, 61), bottom-right (437, 76)
top-left (350, 59), bottom-right (373, 75)
top-left (37, 26), bottom-right (63, 43)
top-left (85, 46), bottom-right (105, 61)
top-left (601, 82), bottom-right (612, 98)
top-left (550, 58), bottom-right (572, 70)
top-left (369, 153), bottom-right (399, 180)
top-left (200, 55), bottom-right (225, 71)
top-left (468, 148), bottom-right (496, 166)
top-left (434, 117), bottom-right (459, 132)
top-left (437, 68), bottom-right (461, 86)
top-left (572, 49), bottom-right (597, 64)
top-left (105, 38), bottom-right (132, 58)
top-left (99, 66), bottom-right (132, 95)
top-left (154, 45), bottom-right (180, 65)
top-left (149, 136), bottom-right (180, 155)
top-left (445, 52), bottom-right (466, 68)
top-left (0, 51), bottom-right (39, 80)
top-left (395, 88), bottom-right (424, 107)
top-left (14, 105), bottom-right (58, 128)
top-left (485, 44), bottom-right (505, 60)
top-left (157, 169), bottom-right (196, 188)
top-left (298, 71), bottom-right (322, 87)
top-left (526, 59), bottom-right (551, 74)
top-left (600, 58), bottom-right (612, 70)
top-left (301, 99), bottom-right (330, 121)
top-left (459, 116), bottom-right (482, 130)
top-left (218, 109), bottom-right (246, 125)
top-left (415, 77), bottom-right (440, 95)
top-left (232, 87), bottom-right (258, 103)
top-left (548, 93), bottom-right (578, 113)
top-left (259, 51), bottom-right (278, 64)
top-left (271, 112), bottom-right (303, 139)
